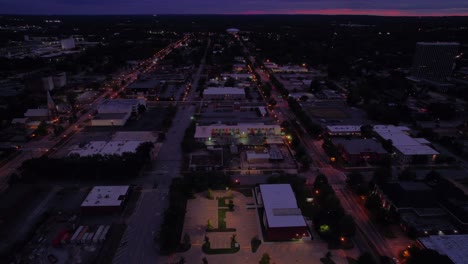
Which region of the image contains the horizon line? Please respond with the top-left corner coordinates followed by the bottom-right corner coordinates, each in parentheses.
top-left (1, 13), bottom-right (468, 18)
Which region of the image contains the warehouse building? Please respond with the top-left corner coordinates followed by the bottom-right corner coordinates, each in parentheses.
top-left (91, 99), bottom-right (146, 126)
top-left (81, 186), bottom-right (129, 213)
top-left (203, 87), bottom-right (245, 100)
top-left (256, 184), bottom-right (309, 241)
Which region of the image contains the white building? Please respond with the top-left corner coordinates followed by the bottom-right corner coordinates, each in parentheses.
top-left (68, 140), bottom-right (147, 157)
top-left (203, 87), bottom-right (245, 100)
top-left (81, 186), bottom-right (129, 213)
top-left (418, 235), bottom-right (468, 264)
top-left (256, 184), bottom-right (309, 241)
top-left (61, 38), bottom-right (76, 50)
top-left (373, 125), bottom-right (439, 163)
top-left (326, 125), bottom-right (362, 136)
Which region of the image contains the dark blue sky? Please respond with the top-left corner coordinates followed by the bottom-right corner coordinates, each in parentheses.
top-left (1, 0), bottom-right (468, 16)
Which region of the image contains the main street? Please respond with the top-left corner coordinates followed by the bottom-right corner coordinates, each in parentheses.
top-left (240, 38), bottom-right (401, 261)
top-left (0, 36), bottom-right (189, 191)
top-left (112, 36), bottom-right (211, 264)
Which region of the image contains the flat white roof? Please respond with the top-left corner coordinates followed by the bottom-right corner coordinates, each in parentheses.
top-left (69, 140), bottom-right (145, 156)
top-left (374, 125), bottom-right (439, 155)
top-left (81, 186), bottom-right (129, 207)
top-left (259, 184), bottom-right (307, 228)
top-left (327, 125), bottom-right (362, 133)
top-left (418, 235), bottom-right (468, 264)
top-left (24, 109), bottom-right (49, 117)
top-left (203, 87), bottom-right (245, 95)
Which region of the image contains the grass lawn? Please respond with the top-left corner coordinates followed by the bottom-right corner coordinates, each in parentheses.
top-left (218, 209), bottom-right (228, 229)
top-left (218, 197), bottom-right (228, 207)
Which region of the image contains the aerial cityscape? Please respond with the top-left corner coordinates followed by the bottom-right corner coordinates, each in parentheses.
top-left (0, 2), bottom-right (467, 264)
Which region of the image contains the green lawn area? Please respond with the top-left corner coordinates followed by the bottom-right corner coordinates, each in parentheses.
top-left (218, 209), bottom-right (228, 229)
top-left (218, 197), bottom-right (228, 207)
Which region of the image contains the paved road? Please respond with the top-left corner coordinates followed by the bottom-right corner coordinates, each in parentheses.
top-left (240, 39), bottom-right (404, 261)
top-left (0, 37), bottom-right (188, 192)
top-left (113, 36), bottom-right (211, 264)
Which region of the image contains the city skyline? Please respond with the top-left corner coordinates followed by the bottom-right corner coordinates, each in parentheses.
top-left (1, 0), bottom-right (468, 16)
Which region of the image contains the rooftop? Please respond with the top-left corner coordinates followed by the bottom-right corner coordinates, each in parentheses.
top-left (203, 87), bottom-right (246, 95)
top-left (93, 113), bottom-right (129, 120)
top-left (69, 140), bottom-right (145, 157)
top-left (24, 108), bottom-right (49, 117)
top-left (418, 235), bottom-right (468, 264)
top-left (258, 184), bottom-right (307, 228)
top-left (334, 138), bottom-right (387, 155)
top-left (327, 125), bottom-right (361, 133)
top-left (373, 125), bottom-right (439, 156)
top-left (81, 186), bottom-right (129, 207)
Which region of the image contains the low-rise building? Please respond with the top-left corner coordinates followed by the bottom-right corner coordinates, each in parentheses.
top-left (68, 140), bottom-right (152, 157)
top-left (81, 186), bottom-right (129, 213)
top-left (194, 123), bottom-right (281, 145)
top-left (326, 125), bottom-right (362, 136)
top-left (203, 87), bottom-right (245, 100)
top-left (24, 108), bottom-right (49, 121)
top-left (256, 184), bottom-right (309, 241)
top-left (374, 125), bottom-right (439, 164)
top-left (417, 235), bottom-right (468, 264)
top-left (92, 99), bottom-right (145, 126)
top-left (333, 138), bottom-right (388, 165)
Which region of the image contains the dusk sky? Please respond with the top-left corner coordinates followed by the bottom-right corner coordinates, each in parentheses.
top-left (1, 0), bottom-right (468, 16)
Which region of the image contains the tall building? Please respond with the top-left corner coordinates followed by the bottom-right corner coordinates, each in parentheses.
top-left (411, 42), bottom-right (459, 82)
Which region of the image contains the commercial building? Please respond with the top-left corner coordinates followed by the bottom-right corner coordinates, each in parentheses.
top-left (194, 123), bottom-right (281, 144)
top-left (68, 140), bottom-right (150, 157)
top-left (61, 38), bottom-right (76, 50)
top-left (81, 186), bottom-right (129, 213)
top-left (256, 184), bottom-right (309, 241)
top-left (24, 108), bottom-right (50, 121)
top-left (91, 113), bottom-right (130, 126)
top-left (92, 99), bottom-right (145, 126)
top-left (411, 42), bottom-right (459, 83)
top-left (333, 138), bottom-right (388, 165)
top-left (326, 125), bottom-right (362, 136)
top-left (203, 87), bottom-right (245, 100)
top-left (417, 235), bottom-right (468, 264)
top-left (373, 125), bottom-right (439, 164)
top-left (97, 99), bottom-right (146, 114)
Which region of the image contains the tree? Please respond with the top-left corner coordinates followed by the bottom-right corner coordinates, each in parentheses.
top-left (360, 125), bottom-right (374, 138)
top-left (382, 139), bottom-right (393, 153)
top-left (34, 121), bottom-right (48, 136)
top-left (228, 200), bottom-right (234, 211)
top-left (207, 188), bottom-right (214, 199)
top-left (407, 248), bottom-right (452, 264)
top-left (259, 253), bottom-right (271, 264)
top-left (339, 214), bottom-right (356, 237)
top-left (138, 104), bottom-right (146, 114)
top-left (347, 172), bottom-right (364, 187)
top-left (299, 95), bottom-right (309, 101)
top-left (357, 252), bottom-right (377, 264)
top-left (207, 219), bottom-right (214, 230)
